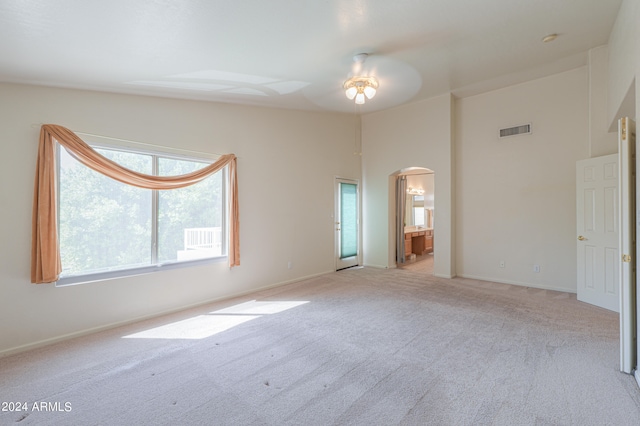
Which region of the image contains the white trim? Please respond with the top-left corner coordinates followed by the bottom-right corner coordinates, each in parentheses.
top-left (363, 263), bottom-right (392, 269)
top-left (457, 274), bottom-right (577, 293)
top-left (56, 256), bottom-right (226, 287)
top-left (56, 142), bottom-right (227, 285)
top-left (75, 131), bottom-right (224, 160)
top-left (434, 273), bottom-right (456, 279)
top-left (635, 370), bottom-right (640, 389)
top-left (618, 117), bottom-right (636, 374)
top-left (334, 177), bottom-right (361, 271)
top-left (88, 141), bottom-right (220, 163)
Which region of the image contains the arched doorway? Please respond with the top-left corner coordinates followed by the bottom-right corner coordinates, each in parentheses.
top-left (389, 167), bottom-right (434, 274)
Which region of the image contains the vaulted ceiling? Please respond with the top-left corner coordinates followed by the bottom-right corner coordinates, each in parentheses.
top-left (0, 0), bottom-right (622, 113)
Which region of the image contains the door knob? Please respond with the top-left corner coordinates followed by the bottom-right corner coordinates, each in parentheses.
top-left (578, 235), bottom-right (586, 241)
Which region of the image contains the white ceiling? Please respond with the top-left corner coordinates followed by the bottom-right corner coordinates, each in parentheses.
top-left (0, 0), bottom-right (622, 114)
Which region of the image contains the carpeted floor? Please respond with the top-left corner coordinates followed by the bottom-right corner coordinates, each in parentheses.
top-left (2, 266), bottom-right (640, 425)
top-left (398, 252), bottom-right (434, 274)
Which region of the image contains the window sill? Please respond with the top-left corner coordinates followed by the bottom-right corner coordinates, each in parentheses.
top-left (55, 256), bottom-right (227, 287)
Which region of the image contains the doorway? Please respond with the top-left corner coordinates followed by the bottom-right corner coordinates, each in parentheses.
top-left (392, 167), bottom-right (434, 274)
top-left (617, 117), bottom-right (638, 379)
top-left (335, 178), bottom-right (360, 270)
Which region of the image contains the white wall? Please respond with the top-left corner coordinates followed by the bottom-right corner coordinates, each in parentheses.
top-left (607, 0), bottom-right (639, 126)
top-left (608, 0), bottom-right (640, 134)
top-left (0, 83), bottom-right (360, 355)
top-left (455, 68), bottom-right (589, 292)
top-left (361, 94), bottom-right (455, 277)
top-left (589, 46), bottom-right (618, 157)
top-left (405, 174), bottom-right (429, 197)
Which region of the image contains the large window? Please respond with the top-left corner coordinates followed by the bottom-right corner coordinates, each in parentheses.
top-left (57, 144), bottom-right (225, 285)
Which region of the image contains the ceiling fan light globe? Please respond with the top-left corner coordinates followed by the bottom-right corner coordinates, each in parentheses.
top-left (364, 86), bottom-right (376, 99)
top-left (355, 92), bottom-right (365, 104)
top-left (345, 86), bottom-right (357, 100)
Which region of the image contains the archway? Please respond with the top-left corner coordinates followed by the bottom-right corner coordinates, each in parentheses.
top-left (389, 167), bottom-right (435, 273)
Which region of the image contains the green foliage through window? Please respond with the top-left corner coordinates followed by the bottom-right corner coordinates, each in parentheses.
top-left (58, 146), bottom-right (224, 278)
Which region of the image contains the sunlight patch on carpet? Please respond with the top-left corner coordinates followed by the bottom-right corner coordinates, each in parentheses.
top-left (123, 300), bottom-right (309, 340)
top-left (211, 300), bottom-right (309, 315)
top-left (123, 315), bottom-right (258, 339)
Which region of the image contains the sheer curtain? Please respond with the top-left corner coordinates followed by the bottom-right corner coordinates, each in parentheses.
top-left (31, 124), bottom-right (240, 284)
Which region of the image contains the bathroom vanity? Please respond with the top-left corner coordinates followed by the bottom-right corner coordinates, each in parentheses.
top-left (404, 226), bottom-right (433, 256)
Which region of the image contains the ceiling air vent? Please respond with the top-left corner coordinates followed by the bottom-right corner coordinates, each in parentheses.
top-left (499, 123), bottom-right (531, 138)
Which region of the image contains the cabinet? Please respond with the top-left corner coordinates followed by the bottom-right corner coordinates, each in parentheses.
top-left (424, 229), bottom-right (433, 253)
top-left (411, 231), bottom-right (425, 254)
top-left (404, 228), bottom-right (434, 255)
top-left (404, 237), bottom-right (412, 255)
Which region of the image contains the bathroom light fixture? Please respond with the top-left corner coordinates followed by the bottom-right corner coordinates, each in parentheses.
top-left (343, 76), bottom-right (379, 105)
top-left (407, 187), bottom-right (424, 195)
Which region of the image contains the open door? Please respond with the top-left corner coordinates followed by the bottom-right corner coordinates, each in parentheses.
top-left (619, 117), bottom-right (637, 375)
top-left (576, 154), bottom-right (619, 312)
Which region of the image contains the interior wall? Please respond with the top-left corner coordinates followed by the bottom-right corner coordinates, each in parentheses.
top-left (405, 174), bottom-right (429, 196)
top-left (0, 83), bottom-right (360, 355)
top-left (455, 68), bottom-right (589, 292)
top-left (361, 94), bottom-right (455, 277)
top-left (589, 46), bottom-right (618, 157)
top-left (607, 0), bottom-right (639, 126)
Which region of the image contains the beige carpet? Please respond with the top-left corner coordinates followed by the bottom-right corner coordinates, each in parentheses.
top-left (2, 266), bottom-right (640, 425)
top-left (398, 252), bottom-right (434, 274)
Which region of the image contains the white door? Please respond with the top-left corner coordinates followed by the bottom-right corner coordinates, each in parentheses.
top-left (576, 154), bottom-right (619, 312)
top-left (619, 117), bottom-right (637, 375)
top-left (335, 178), bottom-right (359, 270)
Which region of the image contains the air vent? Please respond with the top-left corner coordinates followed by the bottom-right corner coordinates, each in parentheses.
top-left (499, 124), bottom-right (531, 138)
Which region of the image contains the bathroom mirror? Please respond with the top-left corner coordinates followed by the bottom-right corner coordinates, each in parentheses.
top-left (405, 195), bottom-right (425, 226)
top-left (401, 171), bottom-right (434, 230)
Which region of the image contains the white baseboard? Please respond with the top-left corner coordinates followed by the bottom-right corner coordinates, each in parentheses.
top-left (434, 273), bottom-right (456, 279)
top-left (456, 273), bottom-right (576, 294)
top-left (363, 263), bottom-right (391, 269)
top-left (0, 270), bottom-right (333, 358)
top-left (635, 370), bottom-right (640, 389)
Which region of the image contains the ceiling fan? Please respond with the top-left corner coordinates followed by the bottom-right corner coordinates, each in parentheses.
top-left (343, 53), bottom-right (379, 105)
top-left (303, 50), bottom-right (422, 113)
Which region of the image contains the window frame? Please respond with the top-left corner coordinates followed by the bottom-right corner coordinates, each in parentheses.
top-left (55, 141), bottom-right (228, 287)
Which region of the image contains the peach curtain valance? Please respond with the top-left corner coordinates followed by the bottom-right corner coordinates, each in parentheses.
top-left (31, 124), bottom-right (240, 284)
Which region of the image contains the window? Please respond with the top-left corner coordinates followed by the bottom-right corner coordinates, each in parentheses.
top-left (57, 144), bottom-right (225, 285)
